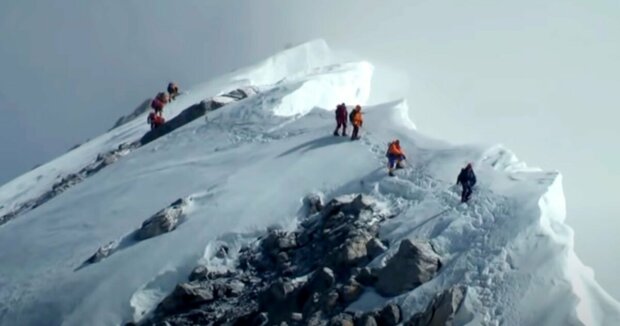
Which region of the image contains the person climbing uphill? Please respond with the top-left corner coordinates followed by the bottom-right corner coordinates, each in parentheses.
top-left (167, 82), bottom-right (180, 101)
top-left (333, 103), bottom-right (348, 136)
top-left (386, 139), bottom-right (406, 177)
top-left (456, 163), bottom-right (477, 203)
top-left (350, 105), bottom-right (363, 140)
top-left (151, 92), bottom-right (169, 116)
top-left (147, 111), bottom-right (166, 130)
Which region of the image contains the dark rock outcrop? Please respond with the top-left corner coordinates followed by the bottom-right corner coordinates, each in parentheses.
top-left (365, 238), bottom-right (388, 260)
top-left (79, 198), bottom-right (188, 270)
top-left (157, 282), bottom-right (216, 315)
top-left (375, 239), bottom-right (441, 296)
top-left (141, 193), bottom-right (446, 326)
top-left (356, 314), bottom-right (378, 326)
top-left (81, 240), bottom-right (120, 266)
top-left (377, 303), bottom-right (402, 326)
top-left (405, 286), bottom-right (466, 326)
top-left (340, 278), bottom-right (363, 303)
top-left (110, 98), bottom-right (152, 130)
top-left (140, 87), bottom-right (258, 146)
top-left (135, 198), bottom-right (187, 240)
top-left (144, 194), bottom-right (397, 326)
top-left (140, 101), bottom-right (209, 145)
top-left (1, 142), bottom-right (140, 226)
top-left (303, 192), bottom-right (325, 217)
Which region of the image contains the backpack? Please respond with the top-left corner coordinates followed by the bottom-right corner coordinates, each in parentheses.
top-left (349, 110), bottom-right (355, 123)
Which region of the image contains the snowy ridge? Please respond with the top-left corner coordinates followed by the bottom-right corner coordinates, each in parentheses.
top-left (0, 40), bottom-right (618, 326)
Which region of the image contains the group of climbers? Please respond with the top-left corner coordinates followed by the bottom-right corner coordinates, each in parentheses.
top-left (332, 103), bottom-right (363, 140)
top-left (332, 102), bottom-right (477, 203)
top-left (147, 82), bottom-right (181, 130)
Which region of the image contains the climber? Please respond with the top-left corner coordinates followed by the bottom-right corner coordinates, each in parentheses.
top-left (147, 111), bottom-right (155, 129)
top-left (333, 103), bottom-right (348, 136)
top-left (350, 105), bottom-right (363, 140)
top-left (456, 163), bottom-right (477, 203)
top-left (386, 139), bottom-right (406, 177)
top-left (167, 82), bottom-right (180, 101)
top-left (147, 112), bottom-right (166, 130)
top-left (151, 92), bottom-right (168, 115)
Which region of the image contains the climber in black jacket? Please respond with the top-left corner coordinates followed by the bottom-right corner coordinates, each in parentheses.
top-left (457, 163), bottom-right (477, 203)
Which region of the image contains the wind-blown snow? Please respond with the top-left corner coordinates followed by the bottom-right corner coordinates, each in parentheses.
top-left (0, 40), bottom-right (618, 326)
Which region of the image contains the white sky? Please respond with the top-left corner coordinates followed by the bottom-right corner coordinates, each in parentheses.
top-left (0, 0), bottom-right (618, 299)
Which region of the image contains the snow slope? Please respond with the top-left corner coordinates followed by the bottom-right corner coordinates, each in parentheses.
top-left (0, 40), bottom-right (619, 326)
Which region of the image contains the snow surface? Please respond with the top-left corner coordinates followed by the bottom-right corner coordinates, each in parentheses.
top-left (0, 40), bottom-right (619, 326)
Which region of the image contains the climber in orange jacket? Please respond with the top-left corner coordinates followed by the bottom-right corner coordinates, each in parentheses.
top-left (386, 139), bottom-right (406, 177)
top-left (350, 105), bottom-right (363, 140)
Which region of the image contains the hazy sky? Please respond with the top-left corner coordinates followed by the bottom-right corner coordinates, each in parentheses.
top-left (1, 0), bottom-right (618, 299)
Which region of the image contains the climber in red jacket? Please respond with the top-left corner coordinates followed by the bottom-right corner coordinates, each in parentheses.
top-left (151, 92), bottom-right (169, 115)
top-left (333, 103), bottom-right (348, 136)
top-left (148, 112), bottom-right (166, 130)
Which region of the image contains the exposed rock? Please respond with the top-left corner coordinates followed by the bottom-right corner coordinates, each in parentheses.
top-left (355, 314), bottom-right (378, 326)
top-left (307, 313), bottom-right (329, 326)
top-left (303, 193), bottom-right (325, 216)
top-left (79, 198), bottom-right (190, 270)
top-left (156, 282), bottom-right (215, 316)
top-left (140, 87), bottom-right (258, 146)
top-left (375, 239), bottom-right (441, 296)
top-left (216, 244), bottom-right (230, 258)
top-left (134, 199), bottom-right (187, 240)
top-left (262, 230), bottom-right (298, 255)
top-left (189, 265), bottom-right (208, 282)
top-left (330, 313), bottom-right (354, 326)
top-left (307, 267), bottom-right (336, 293)
top-left (148, 194), bottom-right (393, 325)
top-left (254, 312), bottom-right (269, 326)
top-left (406, 286), bottom-right (466, 326)
top-left (278, 234), bottom-right (298, 250)
top-left (377, 303), bottom-right (401, 326)
top-left (257, 278), bottom-right (301, 324)
top-left (340, 195), bottom-right (374, 216)
top-left (277, 251), bottom-right (290, 263)
top-left (340, 278), bottom-right (363, 303)
top-left (224, 279), bottom-right (245, 297)
top-left (366, 238), bottom-right (388, 260)
top-left (82, 240), bottom-right (119, 266)
top-left (110, 98), bottom-right (151, 130)
top-left (320, 195), bottom-right (373, 220)
top-left (1, 141), bottom-right (139, 226)
top-left (325, 290), bottom-right (340, 310)
top-left (354, 267), bottom-right (378, 287)
top-left (291, 312), bottom-right (303, 321)
top-left (327, 233), bottom-right (372, 271)
top-left (262, 279), bottom-right (296, 303)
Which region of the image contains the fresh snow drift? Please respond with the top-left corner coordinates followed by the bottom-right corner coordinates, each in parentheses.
top-left (0, 40), bottom-right (618, 326)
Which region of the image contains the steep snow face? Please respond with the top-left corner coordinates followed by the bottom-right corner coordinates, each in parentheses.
top-left (0, 40), bottom-right (618, 326)
top-left (0, 39), bottom-right (353, 221)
